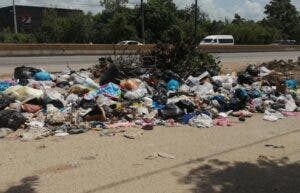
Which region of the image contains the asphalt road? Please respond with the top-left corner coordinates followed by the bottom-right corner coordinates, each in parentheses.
top-left (213, 51), bottom-right (300, 64)
top-left (0, 51), bottom-right (299, 74)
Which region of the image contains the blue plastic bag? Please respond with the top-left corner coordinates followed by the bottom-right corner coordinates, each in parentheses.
top-left (167, 79), bottom-right (180, 91)
top-left (0, 81), bottom-right (14, 92)
top-left (34, 71), bottom-right (51, 81)
top-left (286, 80), bottom-right (297, 89)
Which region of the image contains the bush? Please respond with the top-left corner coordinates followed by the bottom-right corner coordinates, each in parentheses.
top-left (0, 29), bottom-right (36, 43)
top-left (152, 42), bottom-right (221, 78)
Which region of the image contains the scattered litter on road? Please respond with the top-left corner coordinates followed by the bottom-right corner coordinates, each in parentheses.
top-left (145, 152), bottom-right (175, 160)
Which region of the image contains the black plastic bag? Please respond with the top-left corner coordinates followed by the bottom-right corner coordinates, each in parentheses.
top-left (162, 70), bottom-right (181, 82)
top-left (212, 80), bottom-right (222, 92)
top-left (238, 73), bottom-right (254, 85)
top-left (234, 88), bottom-right (249, 102)
top-left (80, 99), bottom-right (96, 109)
top-left (14, 66), bottom-right (41, 80)
top-left (246, 64), bottom-right (259, 76)
top-left (175, 100), bottom-right (195, 113)
top-left (159, 103), bottom-right (184, 119)
top-left (46, 100), bottom-right (64, 109)
top-left (56, 81), bottom-right (70, 88)
top-left (225, 98), bottom-right (246, 111)
top-left (0, 110), bottom-right (26, 130)
top-left (152, 85), bottom-right (168, 105)
top-left (0, 94), bottom-right (14, 110)
top-left (100, 64), bottom-right (121, 85)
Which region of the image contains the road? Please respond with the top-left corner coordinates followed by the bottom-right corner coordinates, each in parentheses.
top-left (213, 51), bottom-right (300, 66)
top-left (0, 51), bottom-right (299, 75)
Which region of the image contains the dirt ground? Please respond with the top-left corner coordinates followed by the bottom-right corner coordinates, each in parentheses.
top-left (0, 115), bottom-right (299, 193)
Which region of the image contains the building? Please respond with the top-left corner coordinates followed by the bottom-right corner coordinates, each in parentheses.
top-left (0, 5), bottom-right (82, 32)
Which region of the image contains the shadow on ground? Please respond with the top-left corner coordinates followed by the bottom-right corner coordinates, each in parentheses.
top-left (0, 176), bottom-right (39, 193)
top-left (179, 157), bottom-right (300, 193)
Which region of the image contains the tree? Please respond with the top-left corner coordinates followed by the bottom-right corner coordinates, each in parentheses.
top-left (232, 13), bottom-right (245, 24)
top-left (62, 12), bottom-right (93, 43)
top-left (37, 10), bottom-right (93, 43)
top-left (37, 10), bottom-right (66, 42)
top-left (143, 0), bottom-right (178, 42)
top-left (221, 22), bottom-right (281, 44)
top-left (264, 0), bottom-right (299, 38)
top-left (100, 0), bottom-right (129, 10)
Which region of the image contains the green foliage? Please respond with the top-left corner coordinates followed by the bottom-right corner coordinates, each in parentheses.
top-left (37, 10), bottom-right (66, 42)
top-left (153, 42), bottom-right (221, 77)
top-left (100, 0), bottom-right (129, 10)
top-left (63, 12), bottom-right (94, 43)
top-left (264, 0), bottom-right (300, 38)
top-left (92, 7), bottom-right (138, 43)
top-left (37, 10), bottom-right (93, 43)
top-left (143, 0), bottom-right (177, 43)
top-left (221, 22), bottom-right (281, 44)
top-left (232, 14), bottom-right (246, 24)
top-left (0, 28), bottom-right (36, 43)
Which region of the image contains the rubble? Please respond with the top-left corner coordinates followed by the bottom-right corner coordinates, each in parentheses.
top-left (0, 58), bottom-right (299, 141)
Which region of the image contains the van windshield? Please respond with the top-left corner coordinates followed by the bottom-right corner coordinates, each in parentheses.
top-left (203, 39), bottom-right (213, 43)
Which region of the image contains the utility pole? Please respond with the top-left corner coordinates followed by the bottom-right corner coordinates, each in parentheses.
top-left (194, 0), bottom-right (198, 46)
top-left (12, 0), bottom-right (18, 33)
top-left (141, 0), bottom-right (145, 44)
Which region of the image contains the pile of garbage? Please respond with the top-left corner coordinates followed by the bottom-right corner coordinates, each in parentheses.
top-left (0, 59), bottom-right (299, 140)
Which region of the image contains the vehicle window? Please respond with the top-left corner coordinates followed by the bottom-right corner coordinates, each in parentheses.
top-left (203, 39), bottom-right (212, 43)
top-left (219, 39), bottom-right (234, 43)
top-left (213, 39), bottom-right (218, 43)
top-left (128, 42), bottom-right (138, 45)
top-left (118, 42), bottom-right (126, 45)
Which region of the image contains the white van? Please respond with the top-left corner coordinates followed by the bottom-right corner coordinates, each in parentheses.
top-left (200, 35), bottom-right (234, 45)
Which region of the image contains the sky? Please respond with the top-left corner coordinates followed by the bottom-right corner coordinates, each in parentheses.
top-left (0, 0), bottom-right (300, 21)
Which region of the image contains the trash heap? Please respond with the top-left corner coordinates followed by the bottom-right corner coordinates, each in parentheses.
top-left (0, 59), bottom-right (299, 140)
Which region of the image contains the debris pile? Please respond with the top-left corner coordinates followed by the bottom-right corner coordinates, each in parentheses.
top-left (0, 59), bottom-right (299, 140)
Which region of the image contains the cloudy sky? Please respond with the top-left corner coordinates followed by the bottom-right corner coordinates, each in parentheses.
top-left (1, 0), bottom-right (300, 21)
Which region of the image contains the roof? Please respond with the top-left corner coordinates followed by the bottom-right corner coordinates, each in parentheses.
top-left (0, 4), bottom-right (81, 11)
top-left (204, 35), bottom-right (234, 39)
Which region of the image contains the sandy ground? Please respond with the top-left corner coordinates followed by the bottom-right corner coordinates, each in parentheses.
top-left (0, 114), bottom-right (300, 193)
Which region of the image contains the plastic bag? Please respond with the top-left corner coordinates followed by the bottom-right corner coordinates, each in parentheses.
top-left (0, 94), bottom-right (14, 110)
top-left (189, 114), bottom-right (213, 128)
top-left (152, 85), bottom-right (168, 105)
top-left (43, 89), bottom-right (65, 108)
top-left (286, 80), bottom-right (297, 89)
top-left (238, 73), bottom-right (254, 85)
top-left (0, 110), bottom-right (26, 130)
top-left (3, 85), bottom-right (43, 102)
top-left (34, 71), bottom-right (51, 81)
top-left (186, 71), bottom-right (210, 86)
top-left (246, 64), bottom-right (259, 76)
top-left (14, 66), bottom-right (41, 80)
top-left (100, 64), bottom-right (121, 85)
top-left (167, 79), bottom-right (180, 91)
top-left (175, 99), bottom-right (195, 113)
top-left (90, 85), bottom-right (117, 102)
top-left (193, 82), bottom-right (214, 96)
top-left (285, 95), bottom-right (297, 112)
top-left (159, 103), bottom-right (184, 119)
top-left (0, 81), bottom-right (15, 92)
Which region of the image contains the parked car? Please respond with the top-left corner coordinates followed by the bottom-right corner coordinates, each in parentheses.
top-left (271, 40), bottom-right (296, 45)
top-left (199, 35), bottom-right (234, 45)
top-left (116, 40), bottom-right (143, 45)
